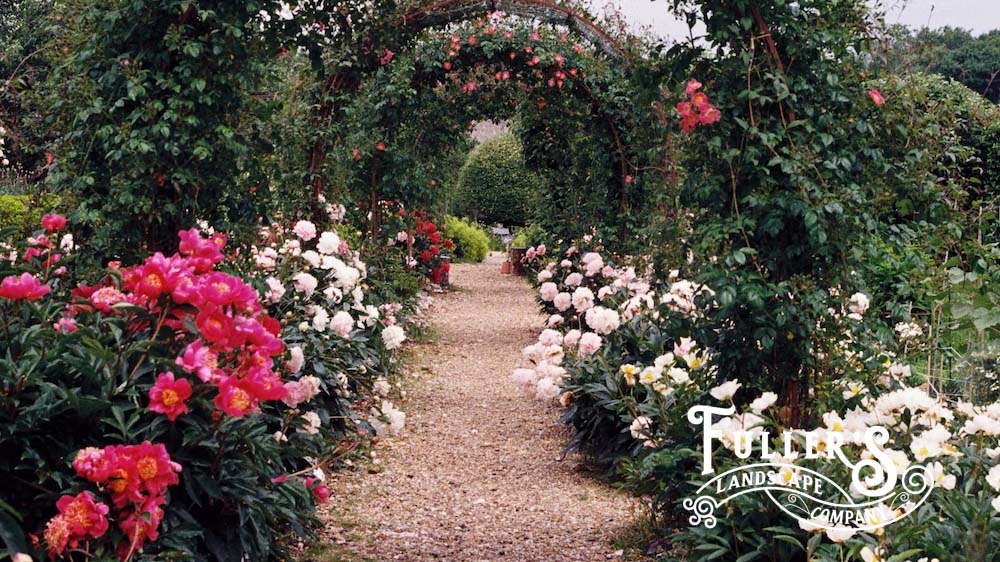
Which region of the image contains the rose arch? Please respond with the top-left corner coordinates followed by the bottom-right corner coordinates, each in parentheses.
top-left (304, 1), bottom-right (670, 248)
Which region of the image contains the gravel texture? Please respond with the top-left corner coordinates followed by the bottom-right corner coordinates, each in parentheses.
top-left (320, 253), bottom-right (637, 561)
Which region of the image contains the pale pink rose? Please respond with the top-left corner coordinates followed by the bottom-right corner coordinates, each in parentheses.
top-left (565, 272), bottom-right (583, 287)
top-left (538, 270), bottom-right (552, 282)
top-left (547, 314), bottom-right (564, 327)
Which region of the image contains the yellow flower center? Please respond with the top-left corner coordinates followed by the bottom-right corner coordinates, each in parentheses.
top-left (137, 457), bottom-right (158, 481)
top-left (161, 388), bottom-right (179, 407)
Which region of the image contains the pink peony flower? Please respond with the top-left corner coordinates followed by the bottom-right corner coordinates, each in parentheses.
top-left (0, 273), bottom-right (50, 301)
top-left (41, 213), bottom-right (68, 232)
top-left (578, 332), bottom-right (602, 356)
top-left (539, 282), bottom-right (558, 301)
top-left (53, 316), bottom-right (78, 334)
top-left (148, 372), bottom-right (192, 421)
top-left (293, 220), bottom-right (317, 241)
top-left (868, 88), bottom-right (885, 106)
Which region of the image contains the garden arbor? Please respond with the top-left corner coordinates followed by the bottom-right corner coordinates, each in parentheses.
top-left (310, 1), bottom-right (663, 247)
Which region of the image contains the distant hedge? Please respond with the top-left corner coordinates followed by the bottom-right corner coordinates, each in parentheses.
top-left (0, 193), bottom-right (60, 231)
top-left (444, 215), bottom-right (490, 263)
top-left (455, 134), bottom-right (539, 226)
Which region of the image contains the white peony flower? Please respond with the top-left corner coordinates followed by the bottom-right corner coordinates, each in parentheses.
top-left (298, 411), bottom-right (321, 434)
top-left (265, 276), bottom-right (286, 303)
top-left (285, 346), bottom-right (305, 373)
top-left (301, 250), bottom-right (321, 267)
top-left (373, 378), bottom-right (391, 396)
top-left (330, 311), bottom-right (354, 338)
top-left (317, 231), bottom-right (341, 254)
top-left (584, 306), bottom-right (620, 335)
top-left (629, 416), bottom-right (652, 439)
top-left (369, 400), bottom-right (406, 436)
top-left (709, 380), bottom-right (742, 401)
top-left (382, 325), bottom-right (406, 350)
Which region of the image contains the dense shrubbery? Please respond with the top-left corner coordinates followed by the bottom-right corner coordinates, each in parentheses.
top-left (443, 216), bottom-right (490, 263)
top-left (0, 193), bottom-right (59, 232)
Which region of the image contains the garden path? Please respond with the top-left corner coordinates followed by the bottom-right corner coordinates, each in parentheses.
top-left (320, 253), bottom-right (637, 561)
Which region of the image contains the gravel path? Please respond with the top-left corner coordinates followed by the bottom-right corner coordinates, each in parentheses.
top-left (320, 253), bottom-right (637, 561)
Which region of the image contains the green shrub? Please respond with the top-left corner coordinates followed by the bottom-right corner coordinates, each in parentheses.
top-left (443, 215), bottom-right (490, 263)
top-left (0, 193), bottom-right (60, 231)
top-left (511, 223), bottom-right (546, 249)
top-left (454, 134), bottom-right (539, 226)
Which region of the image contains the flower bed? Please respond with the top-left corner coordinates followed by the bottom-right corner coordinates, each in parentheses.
top-left (514, 236), bottom-right (1000, 562)
top-left (0, 215), bottom-right (416, 561)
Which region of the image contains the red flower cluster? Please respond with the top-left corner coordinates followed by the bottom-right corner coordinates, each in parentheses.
top-left (43, 492), bottom-right (110, 557)
top-left (74, 228), bottom-right (287, 419)
top-left (677, 79), bottom-right (721, 133)
top-left (45, 442), bottom-right (182, 557)
top-left (304, 476), bottom-right (330, 505)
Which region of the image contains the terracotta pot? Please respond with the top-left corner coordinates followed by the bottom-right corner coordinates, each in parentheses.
top-left (500, 260), bottom-right (512, 274)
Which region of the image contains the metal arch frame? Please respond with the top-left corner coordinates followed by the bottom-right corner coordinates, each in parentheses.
top-left (397, 0), bottom-right (626, 59)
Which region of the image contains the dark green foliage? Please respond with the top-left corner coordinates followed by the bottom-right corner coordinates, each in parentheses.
top-left (42, 0), bottom-right (278, 259)
top-left (886, 26), bottom-right (1000, 103)
top-left (455, 134), bottom-right (539, 226)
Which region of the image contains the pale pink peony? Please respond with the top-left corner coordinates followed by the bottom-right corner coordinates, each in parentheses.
top-left (539, 282), bottom-right (558, 302)
top-left (578, 332), bottom-right (602, 356)
top-left (293, 220), bottom-right (317, 241)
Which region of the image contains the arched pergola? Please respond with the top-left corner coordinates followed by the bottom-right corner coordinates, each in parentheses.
top-left (397, 0), bottom-right (625, 59)
top-left (307, 0), bottom-right (632, 202)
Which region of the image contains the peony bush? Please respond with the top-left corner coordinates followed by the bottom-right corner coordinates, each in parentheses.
top-left (515, 236), bottom-right (1000, 562)
top-left (0, 215), bottom-right (414, 561)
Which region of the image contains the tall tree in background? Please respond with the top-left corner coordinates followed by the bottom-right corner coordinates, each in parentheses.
top-left (886, 26), bottom-right (1000, 102)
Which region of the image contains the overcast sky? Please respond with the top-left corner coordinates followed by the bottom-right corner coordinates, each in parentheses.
top-left (589, 0), bottom-right (1000, 41)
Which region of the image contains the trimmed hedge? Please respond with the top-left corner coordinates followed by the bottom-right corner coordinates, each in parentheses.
top-left (454, 134), bottom-right (539, 226)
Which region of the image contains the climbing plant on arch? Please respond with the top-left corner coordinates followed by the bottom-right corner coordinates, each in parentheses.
top-left (326, 11), bottom-right (669, 248)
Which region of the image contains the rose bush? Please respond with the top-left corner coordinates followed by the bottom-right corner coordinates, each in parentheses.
top-left (0, 215), bottom-right (414, 561)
